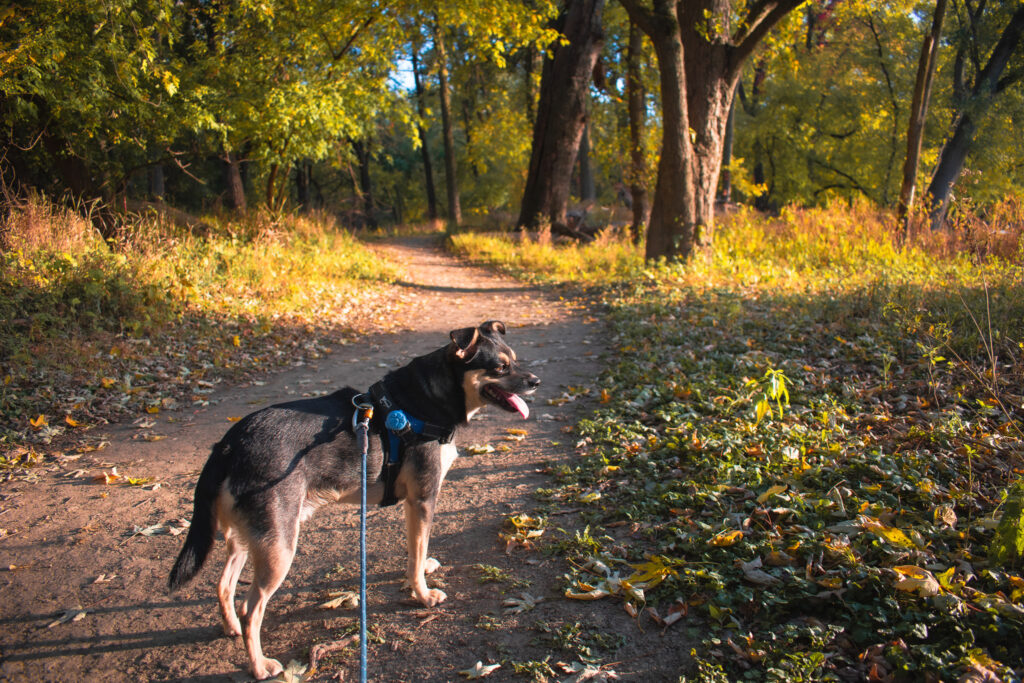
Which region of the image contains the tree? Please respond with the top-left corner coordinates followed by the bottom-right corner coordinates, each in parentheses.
top-left (433, 22), bottom-right (462, 226)
top-left (517, 0), bottom-right (605, 232)
top-left (625, 19), bottom-right (651, 241)
top-left (410, 45), bottom-right (440, 221)
top-left (620, 0), bottom-right (804, 260)
top-left (925, 2), bottom-right (1024, 227)
top-left (897, 0), bottom-right (948, 233)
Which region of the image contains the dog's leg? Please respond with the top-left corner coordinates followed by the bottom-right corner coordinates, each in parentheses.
top-left (218, 530), bottom-right (248, 637)
top-left (404, 496), bottom-right (446, 607)
top-left (242, 533), bottom-right (297, 680)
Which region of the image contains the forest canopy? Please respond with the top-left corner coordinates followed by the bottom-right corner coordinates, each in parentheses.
top-left (3, 0), bottom-right (1024, 254)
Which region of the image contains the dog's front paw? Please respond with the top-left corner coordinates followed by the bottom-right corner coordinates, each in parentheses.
top-left (417, 588), bottom-right (447, 607)
top-left (424, 557), bottom-right (441, 574)
top-left (251, 657), bottom-right (284, 680)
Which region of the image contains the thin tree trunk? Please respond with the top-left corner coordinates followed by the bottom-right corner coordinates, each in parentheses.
top-left (434, 25), bottom-right (461, 227)
top-left (265, 163), bottom-right (279, 210)
top-left (224, 150), bottom-right (246, 213)
top-left (353, 140), bottom-right (377, 229)
top-left (626, 19), bottom-right (649, 242)
top-left (578, 118), bottom-right (596, 201)
top-left (411, 48), bottom-right (439, 221)
top-left (926, 3), bottom-right (1024, 227)
top-left (517, 0), bottom-right (605, 231)
top-left (719, 87), bottom-right (736, 205)
top-left (898, 0), bottom-right (948, 234)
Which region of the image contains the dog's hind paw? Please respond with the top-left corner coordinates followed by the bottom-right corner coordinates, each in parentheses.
top-left (251, 657), bottom-right (284, 680)
top-left (424, 557), bottom-right (441, 574)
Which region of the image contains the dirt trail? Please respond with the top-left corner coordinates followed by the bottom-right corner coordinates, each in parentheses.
top-left (0, 236), bottom-right (685, 682)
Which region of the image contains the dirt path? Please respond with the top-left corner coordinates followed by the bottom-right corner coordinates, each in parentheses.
top-left (0, 236), bottom-right (684, 682)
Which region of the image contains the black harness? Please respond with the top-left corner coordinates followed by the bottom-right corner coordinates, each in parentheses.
top-left (366, 381), bottom-right (455, 507)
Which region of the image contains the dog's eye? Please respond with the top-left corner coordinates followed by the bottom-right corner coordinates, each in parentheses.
top-left (493, 363), bottom-right (509, 375)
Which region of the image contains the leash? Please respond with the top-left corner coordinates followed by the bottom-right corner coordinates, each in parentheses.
top-left (352, 394), bottom-right (374, 683)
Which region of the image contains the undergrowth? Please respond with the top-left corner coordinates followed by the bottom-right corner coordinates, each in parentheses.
top-left (456, 203), bottom-right (1024, 681)
top-left (0, 196), bottom-right (397, 448)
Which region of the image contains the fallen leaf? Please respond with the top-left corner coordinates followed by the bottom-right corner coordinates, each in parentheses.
top-left (466, 444), bottom-right (495, 455)
top-left (64, 415), bottom-right (82, 428)
top-left (502, 592), bottom-right (543, 614)
top-left (459, 661), bottom-right (501, 679)
top-left (892, 565), bottom-right (942, 597)
top-left (709, 529), bottom-right (743, 547)
top-left (30, 414), bottom-right (47, 430)
top-left (47, 606), bottom-right (87, 628)
top-left (757, 484), bottom-right (787, 504)
top-left (319, 590), bottom-right (359, 610)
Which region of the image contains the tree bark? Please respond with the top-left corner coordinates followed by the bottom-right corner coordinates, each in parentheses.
top-left (926, 3), bottom-right (1024, 227)
top-left (897, 0), bottom-right (948, 233)
top-left (411, 48), bottom-right (439, 222)
top-left (719, 87), bottom-right (736, 205)
top-left (295, 160), bottom-right (312, 211)
top-left (434, 25), bottom-right (461, 227)
top-left (578, 118), bottom-right (596, 201)
top-left (353, 140), bottom-right (377, 229)
top-left (626, 20), bottom-right (649, 242)
top-left (621, 0), bottom-right (803, 260)
top-left (224, 150), bottom-right (247, 213)
top-left (517, 0), bottom-right (605, 231)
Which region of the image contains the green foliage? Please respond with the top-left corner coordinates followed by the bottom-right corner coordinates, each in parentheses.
top-left (989, 480), bottom-right (1024, 568)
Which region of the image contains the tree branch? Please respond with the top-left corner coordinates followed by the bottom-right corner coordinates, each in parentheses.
top-left (733, 0), bottom-right (805, 66)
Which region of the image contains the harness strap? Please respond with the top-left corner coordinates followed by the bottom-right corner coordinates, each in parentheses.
top-left (367, 381), bottom-right (456, 508)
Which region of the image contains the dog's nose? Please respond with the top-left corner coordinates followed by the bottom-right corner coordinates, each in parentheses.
top-left (527, 374), bottom-right (540, 388)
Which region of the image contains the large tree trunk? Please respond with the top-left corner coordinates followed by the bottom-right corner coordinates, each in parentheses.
top-left (926, 3), bottom-right (1024, 227)
top-left (897, 0), bottom-right (948, 233)
top-left (434, 25), bottom-right (461, 227)
top-left (640, 5), bottom-right (696, 259)
top-left (622, 0), bottom-right (803, 260)
top-left (517, 0), bottom-right (604, 231)
top-left (411, 48), bottom-right (439, 221)
top-left (626, 20), bottom-right (650, 242)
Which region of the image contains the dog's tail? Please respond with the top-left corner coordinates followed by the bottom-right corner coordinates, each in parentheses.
top-left (168, 442), bottom-right (229, 592)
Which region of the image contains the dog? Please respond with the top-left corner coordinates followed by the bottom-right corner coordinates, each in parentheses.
top-left (168, 321), bottom-right (539, 679)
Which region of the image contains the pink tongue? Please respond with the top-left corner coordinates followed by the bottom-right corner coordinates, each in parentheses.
top-left (508, 393), bottom-right (529, 420)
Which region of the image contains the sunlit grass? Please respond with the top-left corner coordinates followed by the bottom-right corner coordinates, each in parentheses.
top-left (0, 198), bottom-right (397, 437)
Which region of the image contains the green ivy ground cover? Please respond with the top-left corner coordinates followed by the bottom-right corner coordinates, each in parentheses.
top-left (549, 271), bottom-right (1024, 681)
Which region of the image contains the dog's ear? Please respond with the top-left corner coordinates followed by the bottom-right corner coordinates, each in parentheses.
top-left (481, 320), bottom-right (506, 336)
top-left (450, 326), bottom-right (480, 360)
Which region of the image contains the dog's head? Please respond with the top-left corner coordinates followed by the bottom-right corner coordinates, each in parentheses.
top-left (450, 320), bottom-right (540, 420)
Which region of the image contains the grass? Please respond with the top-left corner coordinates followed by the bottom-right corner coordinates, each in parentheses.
top-left (453, 202), bottom-right (1024, 681)
top-left (0, 196), bottom-right (397, 449)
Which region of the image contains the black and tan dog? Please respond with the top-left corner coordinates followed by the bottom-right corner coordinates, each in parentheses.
top-left (168, 321), bottom-right (539, 679)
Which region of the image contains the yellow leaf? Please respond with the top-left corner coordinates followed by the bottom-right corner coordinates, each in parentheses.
top-left (101, 377), bottom-right (116, 388)
top-left (892, 565), bottom-right (941, 597)
top-left (145, 405), bottom-right (160, 414)
top-left (30, 414), bottom-right (47, 429)
top-left (860, 516), bottom-right (918, 548)
top-left (65, 415), bottom-right (81, 428)
top-left (709, 529), bottom-right (743, 547)
top-left (142, 433), bottom-right (166, 442)
top-left (600, 388), bottom-right (611, 403)
top-left (227, 416), bottom-right (243, 422)
top-left (565, 587), bottom-right (610, 600)
top-left (757, 484), bottom-right (787, 504)
top-left (232, 335), bottom-right (241, 347)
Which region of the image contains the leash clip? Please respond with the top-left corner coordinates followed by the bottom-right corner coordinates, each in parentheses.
top-left (352, 393), bottom-right (374, 430)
